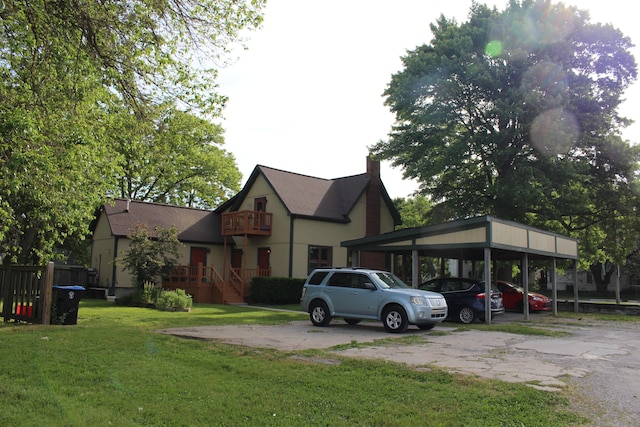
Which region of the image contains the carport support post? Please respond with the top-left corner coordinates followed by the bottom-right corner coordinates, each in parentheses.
top-left (522, 254), bottom-right (530, 321)
top-left (551, 258), bottom-right (558, 316)
top-left (573, 261), bottom-right (579, 313)
top-left (484, 247), bottom-right (491, 325)
top-left (412, 249), bottom-right (419, 288)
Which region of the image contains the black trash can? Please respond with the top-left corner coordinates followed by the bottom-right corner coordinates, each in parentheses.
top-left (52, 285), bottom-right (85, 325)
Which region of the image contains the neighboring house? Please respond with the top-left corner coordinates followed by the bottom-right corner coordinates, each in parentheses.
top-left (89, 157), bottom-right (401, 303)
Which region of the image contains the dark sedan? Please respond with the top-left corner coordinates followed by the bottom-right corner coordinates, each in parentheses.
top-left (419, 277), bottom-right (505, 324)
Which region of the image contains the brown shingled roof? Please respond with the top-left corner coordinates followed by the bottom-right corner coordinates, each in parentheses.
top-left (258, 166), bottom-right (370, 222)
top-left (101, 199), bottom-right (223, 244)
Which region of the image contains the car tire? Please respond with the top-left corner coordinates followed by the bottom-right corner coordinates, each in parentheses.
top-left (417, 323), bottom-right (435, 330)
top-left (457, 306), bottom-right (476, 324)
top-left (309, 300), bottom-right (331, 327)
top-left (344, 318), bottom-right (362, 325)
top-left (382, 304), bottom-right (409, 333)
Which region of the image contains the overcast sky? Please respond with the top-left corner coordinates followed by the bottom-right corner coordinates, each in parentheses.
top-left (216, 0), bottom-right (640, 199)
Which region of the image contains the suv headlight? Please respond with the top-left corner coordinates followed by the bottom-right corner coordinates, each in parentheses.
top-left (410, 296), bottom-right (427, 305)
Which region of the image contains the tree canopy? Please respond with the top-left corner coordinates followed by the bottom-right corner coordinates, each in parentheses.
top-left (371, 0), bottom-right (639, 269)
top-left (109, 104), bottom-right (241, 208)
top-left (1, 0), bottom-right (265, 264)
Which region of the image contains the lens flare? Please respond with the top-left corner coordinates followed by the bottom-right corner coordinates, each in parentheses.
top-left (530, 108), bottom-right (579, 156)
top-left (485, 40), bottom-right (503, 57)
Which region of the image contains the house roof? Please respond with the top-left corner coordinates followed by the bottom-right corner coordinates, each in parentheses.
top-left (99, 199), bottom-right (223, 244)
top-left (220, 165), bottom-right (401, 224)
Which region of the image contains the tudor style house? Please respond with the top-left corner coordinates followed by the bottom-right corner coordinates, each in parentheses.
top-left (89, 157), bottom-right (401, 303)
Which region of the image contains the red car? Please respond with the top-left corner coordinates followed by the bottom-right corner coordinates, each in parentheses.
top-left (495, 281), bottom-right (552, 312)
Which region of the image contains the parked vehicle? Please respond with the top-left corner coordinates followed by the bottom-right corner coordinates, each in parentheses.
top-left (300, 268), bottom-right (448, 333)
top-left (495, 280), bottom-right (552, 312)
top-left (419, 277), bottom-right (504, 324)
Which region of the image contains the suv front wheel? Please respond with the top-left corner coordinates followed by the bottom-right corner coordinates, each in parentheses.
top-left (309, 300), bottom-right (332, 326)
top-left (382, 304), bottom-right (409, 333)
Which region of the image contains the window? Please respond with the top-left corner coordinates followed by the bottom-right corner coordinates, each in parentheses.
top-left (308, 245), bottom-right (332, 273)
top-left (254, 197), bottom-right (267, 212)
top-left (327, 272), bottom-right (351, 287)
top-left (307, 271), bottom-right (329, 285)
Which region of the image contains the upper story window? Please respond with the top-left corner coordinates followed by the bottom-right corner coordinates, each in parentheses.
top-left (254, 197), bottom-right (267, 212)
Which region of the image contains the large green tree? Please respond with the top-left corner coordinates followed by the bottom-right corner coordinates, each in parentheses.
top-left (109, 104), bottom-right (241, 208)
top-left (1, 1), bottom-right (264, 264)
top-left (371, 0), bottom-right (639, 273)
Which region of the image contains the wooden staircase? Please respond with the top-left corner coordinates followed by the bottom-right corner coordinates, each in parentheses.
top-left (224, 270), bottom-right (249, 305)
top-left (222, 284), bottom-right (246, 305)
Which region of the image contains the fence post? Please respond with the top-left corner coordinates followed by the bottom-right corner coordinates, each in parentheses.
top-left (41, 262), bottom-right (54, 325)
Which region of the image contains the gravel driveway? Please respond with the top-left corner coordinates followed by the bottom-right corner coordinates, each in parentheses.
top-left (160, 313), bottom-right (640, 426)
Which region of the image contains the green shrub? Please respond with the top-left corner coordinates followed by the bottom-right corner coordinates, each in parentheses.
top-left (141, 281), bottom-right (161, 304)
top-left (155, 288), bottom-right (193, 311)
top-left (249, 277), bottom-right (305, 304)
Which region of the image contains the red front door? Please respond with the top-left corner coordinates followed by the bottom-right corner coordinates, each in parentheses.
top-left (231, 249), bottom-right (242, 269)
top-left (190, 247), bottom-right (207, 266)
top-left (258, 247), bottom-right (270, 276)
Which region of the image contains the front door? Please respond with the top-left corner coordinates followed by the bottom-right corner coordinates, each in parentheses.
top-left (231, 249), bottom-right (242, 269)
top-left (190, 247), bottom-right (207, 266)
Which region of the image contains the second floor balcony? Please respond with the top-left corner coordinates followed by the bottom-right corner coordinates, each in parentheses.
top-left (222, 210), bottom-right (273, 236)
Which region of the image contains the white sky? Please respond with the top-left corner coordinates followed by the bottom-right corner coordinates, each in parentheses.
top-left (217, 0), bottom-right (640, 199)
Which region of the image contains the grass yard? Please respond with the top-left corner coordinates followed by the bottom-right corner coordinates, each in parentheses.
top-left (0, 300), bottom-right (588, 426)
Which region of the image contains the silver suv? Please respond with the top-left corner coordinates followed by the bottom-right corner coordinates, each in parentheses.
top-left (300, 268), bottom-right (447, 333)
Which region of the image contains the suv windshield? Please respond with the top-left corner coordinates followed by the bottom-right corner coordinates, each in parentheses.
top-left (372, 272), bottom-right (409, 289)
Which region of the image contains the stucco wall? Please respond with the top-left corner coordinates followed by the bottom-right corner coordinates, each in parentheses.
top-left (228, 177), bottom-right (397, 279)
top-left (90, 214), bottom-right (117, 288)
top-left (91, 211), bottom-right (225, 292)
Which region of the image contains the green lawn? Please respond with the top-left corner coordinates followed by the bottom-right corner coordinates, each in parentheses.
top-left (0, 300), bottom-right (589, 426)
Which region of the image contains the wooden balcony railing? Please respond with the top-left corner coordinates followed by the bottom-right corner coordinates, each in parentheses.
top-left (222, 210), bottom-right (272, 236)
top-left (230, 267), bottom-right (272, 284)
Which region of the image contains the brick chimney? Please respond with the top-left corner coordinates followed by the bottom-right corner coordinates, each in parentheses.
top-left (360, 156), bottom-right (386, 269)
top-left (365, 156), bottom-right (381, 237)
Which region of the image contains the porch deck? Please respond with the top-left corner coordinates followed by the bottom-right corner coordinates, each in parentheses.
top-left (163, 264), bottom-right (271, 304)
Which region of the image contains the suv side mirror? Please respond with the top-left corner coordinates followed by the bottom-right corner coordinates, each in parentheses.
top-left (363, 282), bottom-right (376, 291)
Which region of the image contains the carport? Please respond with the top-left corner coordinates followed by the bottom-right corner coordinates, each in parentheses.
top-left (342, 216), bottom-right (579, 324)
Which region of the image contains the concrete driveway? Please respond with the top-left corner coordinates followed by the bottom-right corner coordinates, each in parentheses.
top-left (159, 312), bottom-right (640, 426)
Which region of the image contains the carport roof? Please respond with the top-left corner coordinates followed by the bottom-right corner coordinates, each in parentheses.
top-left (341, 215), bottom-right (578, 261)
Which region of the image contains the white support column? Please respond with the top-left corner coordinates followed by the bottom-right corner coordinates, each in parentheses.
top-left (484, 247), bottom-right (492, 325)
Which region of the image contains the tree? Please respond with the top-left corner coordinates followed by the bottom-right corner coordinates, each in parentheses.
top-left (109, 104), bottom-right (241, 209)
top-left (1, 1), bottom-right (265, 264)
top-left (394, 195), bottom-right (434, 229)
top-left (371, 0), bottom-right (639, 273)
top-left (118, 224), bottom-right (182, 289)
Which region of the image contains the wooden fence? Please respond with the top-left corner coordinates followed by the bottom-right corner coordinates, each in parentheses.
top-left (0, 262), bottom-right (54, 324)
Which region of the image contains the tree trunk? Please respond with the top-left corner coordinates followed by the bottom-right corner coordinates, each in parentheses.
top-left (590, 262), bottom-right (615, 295)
